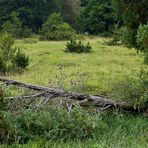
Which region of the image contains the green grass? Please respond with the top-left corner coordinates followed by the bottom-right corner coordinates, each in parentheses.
top-left (1, 36), bottom-right (148, 147)
top-left (11, 37), bottom-right (146, 95)
top-left (3, 112), bottom-right (148, 148)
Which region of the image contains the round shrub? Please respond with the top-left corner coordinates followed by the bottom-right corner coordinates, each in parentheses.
top-left (41, 13), bottom-right (76, 40)
top-left (12, 49), bottom-right (29, 69)
top-left (65, 39), bottom-right (92, 53)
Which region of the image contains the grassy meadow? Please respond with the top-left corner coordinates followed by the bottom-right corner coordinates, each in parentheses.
top-left (11, 36), bottom-right (146, 95)
top-left (1, 36), bottom-right (148, 148)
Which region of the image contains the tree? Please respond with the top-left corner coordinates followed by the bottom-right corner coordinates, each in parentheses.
top-left (0, 0), bottom-right (51, 32)
top-left (112, 0), bottom-right (148, 48)
top-left (78, 0), bottom-right (115, 35)
top-left (0, 0), bottom-right (81, 32)
top-left (1, 11), bottom-right (31, 38)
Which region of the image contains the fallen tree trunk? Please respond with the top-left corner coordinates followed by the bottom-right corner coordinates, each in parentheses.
top-left (0, 77), bottom-right (147, 113)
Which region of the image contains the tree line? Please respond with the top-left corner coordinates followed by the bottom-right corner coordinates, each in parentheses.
top-left (0, 0), bottom-right (148, 60)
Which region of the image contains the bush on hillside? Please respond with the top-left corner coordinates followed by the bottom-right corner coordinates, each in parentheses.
top-left (65, 39), bottom-right (92, 53)
top-left (12, 49), bottom-right (29, 69)
top-left (0, 33), bottom-right (29, 74)
top-left (41, 13), bottom-right (76, 40)
top-left (136, 24), bottom-right (148, 64)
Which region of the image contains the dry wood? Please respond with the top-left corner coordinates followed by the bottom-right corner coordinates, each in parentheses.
top-left (0, 77), bottom-right (147, 113)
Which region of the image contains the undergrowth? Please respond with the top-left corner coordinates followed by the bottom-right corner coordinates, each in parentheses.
top-left (111, 69), bottom-right (148, 109)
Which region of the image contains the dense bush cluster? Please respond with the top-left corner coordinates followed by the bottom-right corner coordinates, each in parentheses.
top-left (0, 33), bottom-right (29, 74)
top-left (65, 39), bottom-right (92, 53)
top-left (40, 13), bottom-right (76, 41)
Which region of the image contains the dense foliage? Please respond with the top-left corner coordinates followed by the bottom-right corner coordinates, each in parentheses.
top-left (65, 39), bottom-right (92, 53)
top-left (0, 0), bottom-right (80, 32)
top-left (113, 0), bottom-right (148, 48)
top-left (0, 33), bottom-right (29, 74)
top-left (41, 13), bottom-right (76, 41)
top-left (1, 12), bottom-right (32, 38)
top-left (78, 0), bottom-right (115, 35)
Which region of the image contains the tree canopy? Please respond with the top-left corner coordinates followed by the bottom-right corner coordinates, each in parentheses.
top-left (78, 0), bottom-right (115, 35)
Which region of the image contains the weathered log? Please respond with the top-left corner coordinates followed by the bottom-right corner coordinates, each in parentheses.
top-left (0, 77), bottom-right (147, 113)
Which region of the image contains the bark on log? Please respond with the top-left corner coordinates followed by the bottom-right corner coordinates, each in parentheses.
top-left (0, 77), bottom-right (147, 113)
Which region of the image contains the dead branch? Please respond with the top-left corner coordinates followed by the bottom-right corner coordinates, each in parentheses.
top-left (0, 77), bottom-right (147, 113)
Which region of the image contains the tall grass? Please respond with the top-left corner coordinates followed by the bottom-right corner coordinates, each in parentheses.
top-left (2, 109), bottom-right (147, 147)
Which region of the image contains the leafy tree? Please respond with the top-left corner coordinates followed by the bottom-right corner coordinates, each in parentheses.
top-left (1, 11), bottom-right (31, 38)
top-left (0, 0), bottom-right (51, 32)
top-left (59, 0), bottom-right (80, 28)
top-left (112, 0), bottom-right (148, 48)
top-left (78, 0), bottom-right (115, 35)
top-left (0, 0), bottom-right (81, 32)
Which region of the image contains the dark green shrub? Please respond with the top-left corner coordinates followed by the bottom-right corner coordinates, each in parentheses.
top-left (136, 24), bottom-right (148, 64)
top-left (12, 49), bottom-right (29, 69)
top-left (0, 33), bottom-right (29, 74)
top-left (41, 13), bottom-right (76, 40)
top-left (65, 39), bottom-right (92, 53)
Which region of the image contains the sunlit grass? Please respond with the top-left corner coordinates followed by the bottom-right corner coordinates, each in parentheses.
top-left (10, 36), bottom-right (146, 95)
